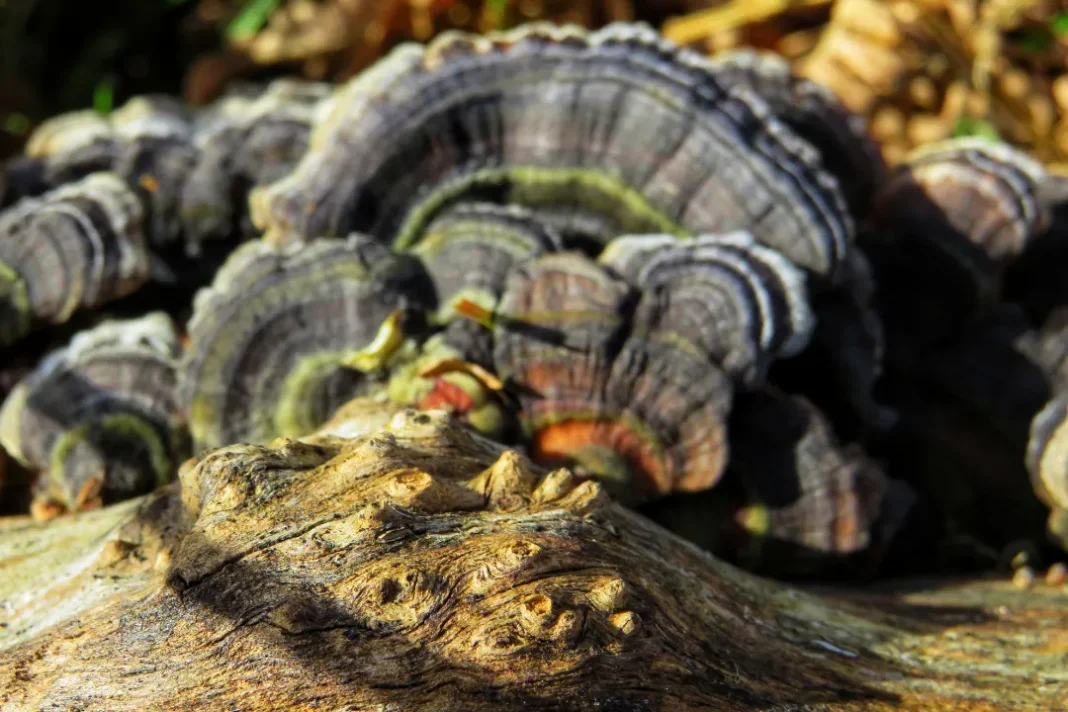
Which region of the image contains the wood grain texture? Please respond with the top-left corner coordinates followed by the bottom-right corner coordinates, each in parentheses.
top-left (1, 406), bottom-right (1065, 711)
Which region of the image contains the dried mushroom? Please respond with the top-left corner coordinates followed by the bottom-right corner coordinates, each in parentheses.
top-left (0, 313), bottom-right (186, 515)
top-left (251, 22), bottom-right (853, 280)
top-left (0, 173), bottom-right (151, 346)
top-left (178, 235), bottom-right (433, 450)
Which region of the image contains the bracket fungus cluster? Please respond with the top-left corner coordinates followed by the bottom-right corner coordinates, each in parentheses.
top-left (0, 313), bottom-right (185, 516)
top-left (1, 20), bottom-right (1068, 587)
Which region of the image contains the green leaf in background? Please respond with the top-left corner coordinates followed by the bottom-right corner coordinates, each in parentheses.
top-left (227, 0), bottom-right (283, 42)
top-left (1014, 28), bottom-right (1054, 53)
top-left (952, 116), bottom-right (1001, 143)
top-left (2, 113), bottom-right (31, 136)
top-left (485, 0), bottom-right (509, 30)
top-left (1052, 11), bottom-right (1068, 38)
top-left (93, 79), bottom-right (114, 115)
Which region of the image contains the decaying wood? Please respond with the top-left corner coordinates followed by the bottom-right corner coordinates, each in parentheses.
top-left (0, 405), bottom-right (1065, 711)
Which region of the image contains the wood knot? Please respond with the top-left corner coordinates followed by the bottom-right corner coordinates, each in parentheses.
top-left (608, 611), bottom-right (641, 637)
top-left (384, 468), bottom-right (485, 512)
top-left (469, 540), bottom-right (544, 594)
top-left (472, 450), bottom-right (538, 509)
top-left (531, 468), bottom-right (578, 503)
top-left (387, 469), bottom-right (434, 498)
top-left (587, 577), bottom-right (627, 613)
top-left (520, 593), bottom-right (555, 624)
top-left (518, 593), bottom-right (584, 646)
top-left (379, 577), bottom-right (404, 604)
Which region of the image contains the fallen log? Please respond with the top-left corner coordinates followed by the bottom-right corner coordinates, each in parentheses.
top-left (1, 406), bottom-right (1065, 711)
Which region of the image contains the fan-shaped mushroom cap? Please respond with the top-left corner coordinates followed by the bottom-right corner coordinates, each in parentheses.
top-left (868, 138), bottom-right (1057, 340)
top-left (0, 173), bottom-right (150, 345)
top-left (600, 231), bottom-right (814, 384)
top-left (180, 79), bottom-right (334, 251)
top-left (0, 312), bottom-right (186, 512)
top-left (722, 390), bottom-right (913, 573)
top-left (108, 97), bottom-right (198, 247)
top-left (178, 235), bottom-right (434, 450)
top-left (20, 110), bottom-right (115, 191)
top-left (407, 201), bottom-right (562, 365)
top-left (251, 22), bottom-right (853, 280)
top-left (644, 389), bottom-right (915, 578)
top-left (492, 253), bottom-right (732, 502)
top-left (705, 48), bottom-right (886, 216)
top-left (11, 97), bottom-right (197, 247)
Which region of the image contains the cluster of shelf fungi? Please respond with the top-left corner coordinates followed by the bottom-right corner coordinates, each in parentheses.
top-left (0, 22), bottom-right (1067, 711)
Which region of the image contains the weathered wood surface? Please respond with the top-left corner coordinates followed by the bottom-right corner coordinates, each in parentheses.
top-left (0, 407), bottom-right (1065, 711)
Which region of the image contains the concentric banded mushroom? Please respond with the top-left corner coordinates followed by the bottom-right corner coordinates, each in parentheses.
top-left (106, 97), bottom-right (199, 247)
top-left (0, 312), bottom-right (186, 514)
top-left (704, 48), bottom-right (886, 217)
top-left (178, 235), bottom-right (433, 450)
top-left (862, 138), bottom-right (1064, 552)
top-left (10, 97), bottom-right (198, 248)
top-left (2, 19), bottom-right (1063, 575)
top-left (0, 172), bottom-right (151, 345)
top-left (406, 201), bottom-right (562, 365)
top-left (600, 231), bottom-right (814, 385)
top-left (180, 79), bottom-right (334, 251)
top-left (250, 22), bottom-right (854, 281)
top-left (868, 137), bottom-right (1059, 347)
top-left (646, 389), bottom-right (915, 577)
top-left (491, 251), bottom-right (733, 501)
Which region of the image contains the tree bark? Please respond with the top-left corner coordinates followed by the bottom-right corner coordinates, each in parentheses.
top-left (1, 404), bottom-right (1065, 711)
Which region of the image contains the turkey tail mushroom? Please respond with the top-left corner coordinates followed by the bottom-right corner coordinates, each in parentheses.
top-left (6, 97), bottom-right (198, 248)
top-left (405, 202), bottom-right (563, 366)
top-left (867, 137), bottom-right (1057, 350)
top-left (704, 48), bottom-right (886, 218)
top-left (645, 389), bottom-right (916, 579)
top-left (0, 173), bottom-right (151, 346)
top-left (600, 231), bottom-right (814, 385)
top-left (250, 22), bottom-right (853, 281)
top-left (0, 312), bottom-right (186, 516)
top-left (179, 79), bottom-right (334, 253)
top-left (488, 251), bottom-right (732, 502)
top-left (865, 138), bottom-right (1063, 553)
top-left (177, 236), bottom-right (434, 451)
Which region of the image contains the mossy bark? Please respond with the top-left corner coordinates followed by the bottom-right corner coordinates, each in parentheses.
top-left (1, 406), bottom-right (1065, 711)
